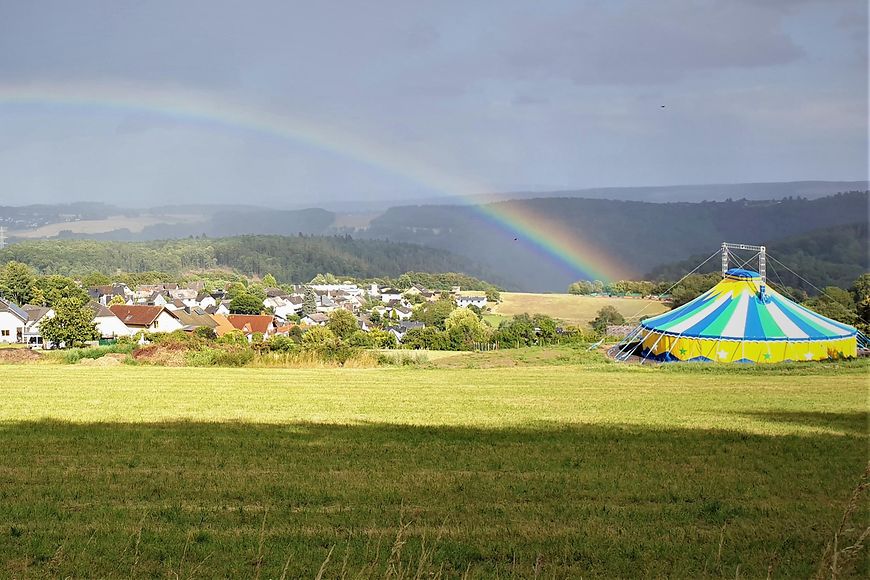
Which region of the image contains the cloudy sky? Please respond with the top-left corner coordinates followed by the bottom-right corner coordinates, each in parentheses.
top-left (0, 0), bottom-right (866, 206)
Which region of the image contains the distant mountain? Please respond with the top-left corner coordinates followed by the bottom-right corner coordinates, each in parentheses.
top-left (647, 223), bottom-right (869, 293)
top-left (462, 180), bottom-right (869, 204)
top-left (360, 191), bottom-right (869, 291)
top-left (0, 235), bottom-right (497, 285)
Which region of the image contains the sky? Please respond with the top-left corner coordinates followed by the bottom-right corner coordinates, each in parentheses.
top-left (0, 0), bottom-right (867, 207)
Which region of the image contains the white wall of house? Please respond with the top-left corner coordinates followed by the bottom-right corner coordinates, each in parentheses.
top-left (0, 311), bottom-right (25, 343)
top-left (456, 296), bottom-right (487, 308)
top-left (150, 311), bottom-right (183, 333)
top-left (95, 315), bottom-right (131, 338)
top-left (23, 310), bottom-right (55, 345)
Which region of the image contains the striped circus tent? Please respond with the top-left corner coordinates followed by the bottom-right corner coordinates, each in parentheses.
top-left (616, 268), bottom-right (857, 363)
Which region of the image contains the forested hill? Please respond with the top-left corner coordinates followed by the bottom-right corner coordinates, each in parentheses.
top-left (0, 235), bottom-right (495, 284)
top-left (361, 191), bottom-right (869, 291)
top-left (647, 222), bottom-right (869, 293)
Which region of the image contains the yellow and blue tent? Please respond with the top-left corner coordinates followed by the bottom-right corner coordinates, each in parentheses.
top-left (621, 268), bottom-right (857, 363)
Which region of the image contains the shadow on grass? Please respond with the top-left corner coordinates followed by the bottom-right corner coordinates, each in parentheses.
top-left (737, 410), bottom-right (869, 436)
top-left (0, 419), bottom-right (867, 578)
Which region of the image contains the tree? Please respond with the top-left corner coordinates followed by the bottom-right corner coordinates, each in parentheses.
top-left (39, 297), bottom-right (99, 347)
top-left (32, 275), bottom-right (89, 307)
top-left (670, 273), bottom-right (719, 307)
top-left (412, 298), bottom-right (455, 330)
top-left (0, 261), bottom-right (36, 305)
top-left (109, 295), bottom-right (127, 306)
top-left (262, 273), bottom-right (277, 287)
top-left (445, 307), bottom-right (490, 349)
top-left (485, 288), bottom-right (500, 303)
top-left (851, 273), bottom-right (870, 330)
top-left (590, 306), bottom-right (625, 334)
top-left (302, 287), bottom-right (318, 316)
top-left (401, 327), bottom-right (449, 350)
top-left (328, 309), bottom-right (358, 339)
top-left (495, 313), bottom-right (536, 347)
top-left (302, 326), bottom-right (337, 347)
top-left (230, 292), bottom-right (263, 315)
top-left (803, 287), bottom-right (858, 325)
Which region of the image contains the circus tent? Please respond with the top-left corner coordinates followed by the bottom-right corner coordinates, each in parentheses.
top-left (612, 266), bottom-right (858, 364)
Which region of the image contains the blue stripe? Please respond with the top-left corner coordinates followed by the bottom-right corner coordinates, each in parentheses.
top-left (679, 297), bottom-right (735, 338)
top-left (743, 297), bottom-right (768, 340)
top-left (642, 290), bottom-right (719, 329)
top-left (769, 295), bottom-right (833, 339)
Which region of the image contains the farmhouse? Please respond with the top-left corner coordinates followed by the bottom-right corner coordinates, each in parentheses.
top-left (22, 305), bottom-right (54, 347)
top-left (91, 303), bottom-right (130, 339)
top-left (455, 293), bottom-right (487, 309)
top-left (109, 305), bottom-right (183, 335)
top-left (0, 298), bottom-right (28, 344)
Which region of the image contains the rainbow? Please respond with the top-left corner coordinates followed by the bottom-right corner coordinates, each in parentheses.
top-left (0, 81), bottom-right (628, 281)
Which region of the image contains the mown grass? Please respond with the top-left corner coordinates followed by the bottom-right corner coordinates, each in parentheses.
top-left (491, 292), bottom-right (669, 326)
top-left (0, 363), bottom-right (867, 577)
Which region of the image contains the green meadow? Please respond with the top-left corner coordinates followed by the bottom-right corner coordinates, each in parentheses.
top-left (0, 359), bottom-right (868, 577)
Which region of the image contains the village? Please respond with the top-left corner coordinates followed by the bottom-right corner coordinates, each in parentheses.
top-left (0, 278), bottom-right (490, 348)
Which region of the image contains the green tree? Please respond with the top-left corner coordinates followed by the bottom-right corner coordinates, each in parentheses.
top-left (230, 292), bottom-right (263, 315)
top-left (412, 298), bottom-right (455, 330)
top-left (0, 261), bottom-right (36, 305)
top-left (803, 287), bottom-right (858, 325)
top-left (851, 273), bottom-right (870, 330)
top-left (32, 275), bottom-right (89, 307)
top-left (445, 307), bottom-right (490, 349)
top-left (401, 327), bottom-right (449, 350)
top-left (302, 287), bottom-right (318, 316)
top-left (590, 306), bottom-right (625, 334)
top-left (39, 297), bottom-right (99, 347)
top-left (262, 273), bottom-right (278, 287)
top-left (495, 313), bottom-right (537, 347)
top-left (302, 325), bottom-right (337, 347)
top-left (328, 309), bottom-right (358, 339)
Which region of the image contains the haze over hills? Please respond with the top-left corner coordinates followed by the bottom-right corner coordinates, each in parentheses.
top-left (1, 187), bottom-right (867, 292)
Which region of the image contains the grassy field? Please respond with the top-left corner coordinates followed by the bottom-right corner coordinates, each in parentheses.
top-left (491, 292), bottom-right (670, 326)
top-left (1, 360), bottom-right (868, 577)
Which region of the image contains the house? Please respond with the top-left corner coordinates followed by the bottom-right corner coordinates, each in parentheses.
top-left (109, 305), bottom-right (183, 335)
top-left (88, 283), bottom-right (132, 305)
top-left (90, 303), bottom-right (130, 339)
top-left (22, 305), bottom-right (54, 347)
top-left (225, 314), bottom-right (277, 338)
top-left (0, 298), bottom-right (27, 344)
top-left (455, 293), bottom-right (487, 309)
top-left (209, 315), bottom-right (238, 338)
top-left (196, 292), bottom-right (216, 309)
top-left (386, 321), bottom-right (425, 342)
top-left (300, 312), bottom-right (329, 326)
top-left (175, 308), bottom-right (220, 333)
top-left (379, 287), bottom-right (403, 303)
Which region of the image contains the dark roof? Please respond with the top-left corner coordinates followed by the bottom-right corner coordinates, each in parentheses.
top-left (22, 305), bottom-right (52, 323)
top-left (88, 302), bottom-right (115, 318)
top-left (0, 298), bottom-right (28, 322)
top-left (109, 305), bottom-right (173, 327)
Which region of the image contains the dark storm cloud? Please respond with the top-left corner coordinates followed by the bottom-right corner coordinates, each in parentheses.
top-left (0, 0), bottom-right (865, 205)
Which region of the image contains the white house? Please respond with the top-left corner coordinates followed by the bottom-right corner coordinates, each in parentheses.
top-left (91, 303), bottom-right (130, 339)
top-left (455, 294), bottom-right (488, 309)
top-left (0, 298), bottom-right (28, 344)
top-left (380, 287), bottom-right (404, 303)
top-left (109, 305), bottom-right (183, 335)
top-left (22, 305), bottom-right (54, 348)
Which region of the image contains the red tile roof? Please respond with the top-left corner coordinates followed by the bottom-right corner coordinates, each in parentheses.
top-left (226, 315), bottom-right (275, 335)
